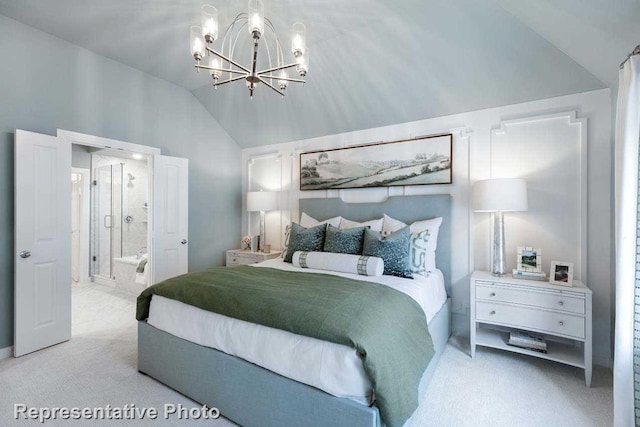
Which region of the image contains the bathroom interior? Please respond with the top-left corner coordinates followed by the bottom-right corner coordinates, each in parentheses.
top-left (71, 144), bottom-right (150, 295)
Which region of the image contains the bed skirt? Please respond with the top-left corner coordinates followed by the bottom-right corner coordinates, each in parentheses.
top-left (137, 298), bottom-right (451, 427)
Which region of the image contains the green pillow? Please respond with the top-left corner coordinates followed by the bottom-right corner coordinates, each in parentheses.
top-left (362, 226), bottom-right (412, 278)
top-left (284, 223), bottom-right (327, 263)
top-left (323, 225), bottom-right (367, 255)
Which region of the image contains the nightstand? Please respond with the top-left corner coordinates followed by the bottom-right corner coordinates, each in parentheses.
top-left (226, 249), bottom-right (281, 267)
top-left (470, 270), bottom-right (592, 386)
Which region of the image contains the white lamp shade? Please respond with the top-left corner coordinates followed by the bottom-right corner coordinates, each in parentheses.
top-left (247, 191), bottom-right (278, 212)
top-left (473, 178), bottom-right (528, 212)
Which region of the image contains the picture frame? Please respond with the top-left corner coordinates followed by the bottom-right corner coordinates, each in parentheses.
top-left (299, 133), bottom-right (453, 190)
top-left (549, 261), bottom-right (574, 286)
top-left (516, 246), bottom-right (542, 272)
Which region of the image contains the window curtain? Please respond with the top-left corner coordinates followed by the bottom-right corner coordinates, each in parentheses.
top-left (614, 45), bottom-right (640, 427)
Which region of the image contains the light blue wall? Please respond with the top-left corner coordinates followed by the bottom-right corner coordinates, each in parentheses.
top-left (0, 15), bottom-right (242, 349)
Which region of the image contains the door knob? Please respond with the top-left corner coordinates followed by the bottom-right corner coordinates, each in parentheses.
top-left (181, 239), bottom-right (188, 245)
top-left (19, 250), bottom-right (31, 259)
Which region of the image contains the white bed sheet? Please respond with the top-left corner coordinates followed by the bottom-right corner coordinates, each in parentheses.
top-left (146, 259), bottom-right (447, 405)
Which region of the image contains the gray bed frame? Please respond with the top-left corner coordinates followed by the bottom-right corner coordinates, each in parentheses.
top-left (138, 194), bottom-right (452, 427)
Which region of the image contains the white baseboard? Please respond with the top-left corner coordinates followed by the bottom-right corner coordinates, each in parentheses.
top-left (0, 346), bottom-right (13, 360)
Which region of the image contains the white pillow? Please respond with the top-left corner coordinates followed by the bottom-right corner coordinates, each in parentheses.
top-left (300, 212), bottom-right (342, 228)
top-left (382, 213), bottom-right (407, 236)
top-left (340, 217), bottom-right (384, 232)
top-left (382, 214), bottom-right (443, 274)
top-left (292, 251), bottom-right (384, 276)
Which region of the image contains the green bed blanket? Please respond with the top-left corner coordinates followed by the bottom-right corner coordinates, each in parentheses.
top-left (136, 266), bottom-right (434, 427)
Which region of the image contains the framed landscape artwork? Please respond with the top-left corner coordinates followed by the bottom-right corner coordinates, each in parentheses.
top-left (299, 134), bottom-right (453, 191)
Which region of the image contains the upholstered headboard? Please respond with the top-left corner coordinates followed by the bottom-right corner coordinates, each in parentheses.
top-left (299, 195), bottom-right (452, 295)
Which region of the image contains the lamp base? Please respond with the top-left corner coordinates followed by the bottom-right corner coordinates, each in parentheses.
top-left (259, 210), bottom-right (265, 252)
top-left (491, 211), bottom-right (506, 276)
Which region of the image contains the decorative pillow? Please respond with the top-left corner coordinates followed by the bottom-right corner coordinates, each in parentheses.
top-left (409, 229), bottom-right (431, 276)
top-left (292, 251), bottom-right (384, 276)
top-left (323, 225), bottom-right (367, 255)
top-left (382, 214), bottom-right (442, 273)
top-left (410, 217), bottom-right (442, 273)
top-left (280, 223), bottom-right (293, 258)
top-left (362, 227), bottom-right (412, 279)
top-left (284, 223), bottom-right (327, 263)
top-left (300, 212), bottom-right (342, 228)
top-left (340, 217), bottom-right (384, 232)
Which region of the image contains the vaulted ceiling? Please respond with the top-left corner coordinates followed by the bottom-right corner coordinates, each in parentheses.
top-left (0, 0), bottom-right (638, 147)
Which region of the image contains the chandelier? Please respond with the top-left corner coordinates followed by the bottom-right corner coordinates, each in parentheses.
top-left (189, 0), bottom-right (309, 98)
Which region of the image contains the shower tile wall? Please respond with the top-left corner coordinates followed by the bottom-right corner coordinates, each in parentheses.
top-left (122, 159), bottom-right (148, 257)
top-left (91, 154), bottom-right (148, 276)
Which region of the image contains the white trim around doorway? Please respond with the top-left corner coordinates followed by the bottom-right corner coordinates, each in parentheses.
top-left (57, 130), bottom-right (161, 155)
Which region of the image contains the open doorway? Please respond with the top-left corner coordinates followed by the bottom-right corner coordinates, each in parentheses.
top-left (14, 128), bottom-right (188, 356)
top-left (71, 145), bottom-right (152, 295)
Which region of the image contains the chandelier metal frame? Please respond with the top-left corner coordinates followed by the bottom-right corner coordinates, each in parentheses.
top-left (190, 3), bottom-right (309, 99)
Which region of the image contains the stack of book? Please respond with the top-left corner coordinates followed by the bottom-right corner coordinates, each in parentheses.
top-left (512, 269), bottom-right (546, 281)
top-left (508, 331), bottom-right (548, 353)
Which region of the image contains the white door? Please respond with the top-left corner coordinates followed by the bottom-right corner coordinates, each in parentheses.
top-left (14, 130), bottom-right (71, 357)
top-left (152, 155), bottom-right (188, 284)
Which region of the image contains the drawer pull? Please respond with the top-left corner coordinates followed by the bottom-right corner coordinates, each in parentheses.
top-left (232, 258), bottom-right (237, 262)
top-left (558, 321), bottom-right (564, 326)
top-left (490, 310), bottom-right (496, 315)
top-left (558, 301), bottom-right (564, 307)
top-left (489, 292), bottom-right (496, 297)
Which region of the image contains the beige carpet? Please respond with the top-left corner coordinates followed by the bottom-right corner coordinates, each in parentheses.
top-left (0, 283), bottom-right (612, 426)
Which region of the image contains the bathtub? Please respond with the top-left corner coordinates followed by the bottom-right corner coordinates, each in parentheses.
top-left (113, 254), bottom-right (148, 295)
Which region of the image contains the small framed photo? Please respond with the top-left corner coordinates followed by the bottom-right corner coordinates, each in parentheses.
top-left (516, 247), bottom-right (542, 272)
top-left (550, 261), bottom-right (574, 286)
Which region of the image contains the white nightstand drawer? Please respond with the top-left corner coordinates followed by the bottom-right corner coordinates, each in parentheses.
top-left (476, 283), bottom-right (585, 315)
top-left (226, 254), bottom-right (261, 266)
top-left (476, 301), bottom-right (585, 339)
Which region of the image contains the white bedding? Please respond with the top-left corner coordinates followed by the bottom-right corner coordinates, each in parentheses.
top-left (146, 259), bottom-right (447, 405)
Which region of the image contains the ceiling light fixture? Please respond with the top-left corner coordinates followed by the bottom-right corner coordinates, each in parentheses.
top-left (190, 0), bottom-right (308, 99)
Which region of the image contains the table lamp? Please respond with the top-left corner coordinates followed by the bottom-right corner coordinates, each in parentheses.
top-left (247, 191), bottom-right (278, 252)
top-left (473, 178), bottom-right (528, 276)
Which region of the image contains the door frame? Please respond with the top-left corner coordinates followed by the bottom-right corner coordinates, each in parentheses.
top-left (71, 167), bottom-right (91, 283)
top-left (58, 130), bottom-right (161, 285)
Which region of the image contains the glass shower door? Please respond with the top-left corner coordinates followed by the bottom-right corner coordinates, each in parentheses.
top-left (92, 164), bottom-right (123, 279)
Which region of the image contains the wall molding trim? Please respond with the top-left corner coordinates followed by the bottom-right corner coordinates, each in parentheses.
top-left (57, 129), bottom-right (161, 155)
top-left (241, 89), bottom-right (612, 366)
top-left (0, 346), bottom-right (13, 359)
top-left (489, 110), bottom-right (587, 281)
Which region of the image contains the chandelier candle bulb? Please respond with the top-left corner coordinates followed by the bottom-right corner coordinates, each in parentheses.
top-left (248, 0), bottom-right (265, 38)
top-left (291, 22), bottom-right (306, 56)
top-left (190, 26), bottom-right (205, 61)
top-left (296, 50), bottom-right (309, 77)
top-left (209, 57), bottom-right (221, 84)
top-left (201, 5), bottom-right (218, 43)
top-left (278, 70), bottom-right (289, 91)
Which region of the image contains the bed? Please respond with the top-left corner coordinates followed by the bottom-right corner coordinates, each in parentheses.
top-left (137, 194), bottom-right (452, 427)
